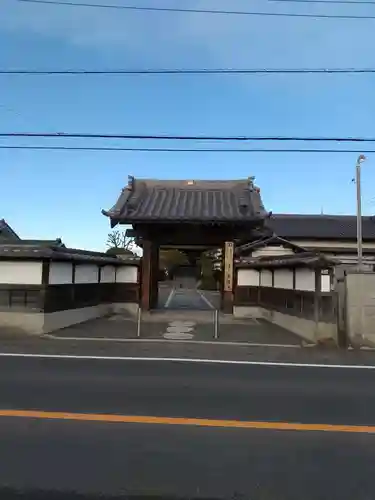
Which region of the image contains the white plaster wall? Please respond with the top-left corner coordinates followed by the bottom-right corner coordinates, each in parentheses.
top-left (273, 269), bottom-right (293, 289)
top-left (101, 265), bottom-right (116, 283)
top-left (237, 269), bottom-right (259, 286)
top-left (0, 261), bottom-right (42, 285)
top-left (252, 246), bottom-right (294, 258)
top-left (75, 264), bottom-right (99, 284)
top-left (260, 270), bottom-right (272, 287)
top-left (49, 262), bottom-right (73, 285)
top-left (116, 265), bottom-right (138, 284)
top-left (295, 269), bottom-right (315, 291)
top-left (321, 272), bottom-right (331, 292)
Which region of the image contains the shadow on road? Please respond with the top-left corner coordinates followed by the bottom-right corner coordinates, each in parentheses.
top-left (0, 488), bottom-right (226, 500)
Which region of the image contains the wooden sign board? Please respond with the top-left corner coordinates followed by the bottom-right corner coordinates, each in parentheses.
top-left (223, 241), bottom-right (234, 292)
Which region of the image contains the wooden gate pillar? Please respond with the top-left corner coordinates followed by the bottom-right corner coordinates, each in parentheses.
top-left (141, 240), bottom-right (159, 311)
top-left (141, 240), bottom-right (152, 311)
top-left (222, 241), bottom-right (234, 314)
top-left (150, 244), bottom-right (159, 309)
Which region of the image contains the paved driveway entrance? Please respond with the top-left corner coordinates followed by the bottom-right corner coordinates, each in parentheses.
top-left (47, 282), bottom-right (304, 346)
top-left (48, 309), bottom-right (304, 347)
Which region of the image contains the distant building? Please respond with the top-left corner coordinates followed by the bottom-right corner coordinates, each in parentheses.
top-left (0, 219), bottom-right (65, 247)
top-left (235, 214), bottom-right (375, 272)
top-left (0, 219), bottom-right (20, 242)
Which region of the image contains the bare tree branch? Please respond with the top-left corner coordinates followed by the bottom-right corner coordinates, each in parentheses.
top-left (106, 230), bottom-right (137, 255)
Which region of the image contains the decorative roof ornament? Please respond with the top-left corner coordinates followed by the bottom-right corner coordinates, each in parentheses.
top-left (248, 176), bottom-right (255, 187)
top-left (127, 175), bottom-right (135, 190)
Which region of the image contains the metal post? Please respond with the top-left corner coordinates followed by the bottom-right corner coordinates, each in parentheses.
top-left (355, 155), bottom-right (367, 342)
top-left (356, 154), bottom-right (366, 271)
top-left (213, 309), bottom-right (219, 339)
top-left (356, 162), bottom-right (363, 270)
top-left (137, 306), bottom-right (141, 338)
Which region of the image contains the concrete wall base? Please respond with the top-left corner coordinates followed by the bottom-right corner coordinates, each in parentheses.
top-left (43, 304), bottom-right (112, 334)
top-left (233, 305), bottom-right (337, 344)
top-left (111, 302), bottom-right (139, 317)
top-left (269, 310), bottom-right (336, 344)
top-left (0, 302), bottom-right (140, 336)
top-left (0, 311), bottom-right (45, 336)
top-left (233, 306), bottom-right (263, 319)
top-left (345, 272), bottom-right (375, 347)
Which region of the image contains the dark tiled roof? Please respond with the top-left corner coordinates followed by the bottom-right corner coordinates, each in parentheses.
top-left (0, 219), bottom-right (20, 241)
top-left (18, 238), bottom-right (65, 247)
top-left (103, 177), bottom-right (268, 224)
top-left (0, 243), bottom-right (129, 264)
top-left (0, 220), bottom-right (65, 246)
top-left (267, 214), bottom-right (375, 241)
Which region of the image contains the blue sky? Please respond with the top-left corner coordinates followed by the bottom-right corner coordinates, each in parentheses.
top-left (2, 0), bottom-right (375, 250)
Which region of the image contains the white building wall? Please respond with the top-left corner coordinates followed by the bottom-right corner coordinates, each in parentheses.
top-left (237, 266), bottom-right (319, 292)
top-left (101, 265), bottom-right (116, 283)
top-left (237, 269), bottom-right (259, 286)
top-left (49, 262), bottom-right (73, 284)
top-left (252, 246), bottom-right (294, 258)
top-left (0, 261), bottom-right (42, 285)
top-left (75, 264), bottom-right (99, 284)
top-left (321, 272), bottom-right (331, 292)
top-left (295, 269), bottom-right (315, 291)
top-left (260, 269), bottom-right (272, 287)
top-left (273, 269), bottom-right (293, 289)
top-left (116, 265), bottom-right (138, 284)
top-left (238, 267), bottom-right (316, 291)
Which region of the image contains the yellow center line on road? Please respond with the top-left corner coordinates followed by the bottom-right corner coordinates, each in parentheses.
top-left (0, 409), bottom-right (375, 434)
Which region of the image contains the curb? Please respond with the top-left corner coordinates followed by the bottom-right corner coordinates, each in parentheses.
top-left (44, 334), bottom-right (303, 349)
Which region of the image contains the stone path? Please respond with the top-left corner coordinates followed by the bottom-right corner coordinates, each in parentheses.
top-left (162, 320), bottom-right (196, 340)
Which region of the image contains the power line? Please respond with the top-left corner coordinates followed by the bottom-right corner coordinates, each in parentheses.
top-left (16, 0), bottom-right (375, 20)
top-left (2, 132), bottom-right (375, 142)
top-left (0, 145), bottom-right (374, 153)
top-left (3, 68), bottom-right (375, 75)
top-left (270, 0), bottom-right (375, 4)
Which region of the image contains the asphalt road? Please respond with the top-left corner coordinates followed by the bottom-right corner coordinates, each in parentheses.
top-left (1, 356), bottom-right (375, 499)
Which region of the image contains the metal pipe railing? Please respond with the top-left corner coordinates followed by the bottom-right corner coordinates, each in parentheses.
top-left (136, 306), bottom-right (142, 338)
top-left (213, 309), bottom-right (219, 339)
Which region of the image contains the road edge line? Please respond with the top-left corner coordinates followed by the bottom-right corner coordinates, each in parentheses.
top-left (43, 335), bottom-right (302, 348)
top-left (0, 352), bottom-right (375, 369)
top-left (1, 409), bottom-right (375, 434)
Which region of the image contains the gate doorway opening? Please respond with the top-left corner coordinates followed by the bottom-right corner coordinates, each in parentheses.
top-left (157, 247), bottom-right (221, 311)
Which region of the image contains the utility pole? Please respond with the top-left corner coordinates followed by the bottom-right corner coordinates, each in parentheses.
top-left (356, 154), bottom-right (367, 270)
